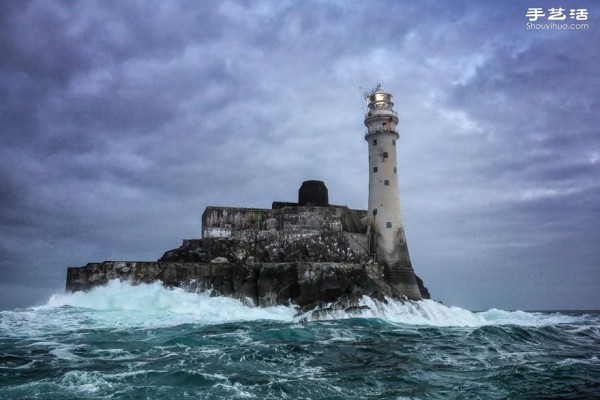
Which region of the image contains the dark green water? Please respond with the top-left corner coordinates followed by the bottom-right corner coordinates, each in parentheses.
top-left (1, 281), bottom-right (598, 399)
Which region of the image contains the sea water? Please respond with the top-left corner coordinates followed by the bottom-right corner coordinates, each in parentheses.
top-left (1, 280), bottom-right (598, 399)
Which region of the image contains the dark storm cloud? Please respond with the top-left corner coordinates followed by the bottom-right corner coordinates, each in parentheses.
top-left (1, 0), bottom-right (598, 310)
top-left (440, 22), bottom-right (600, 225)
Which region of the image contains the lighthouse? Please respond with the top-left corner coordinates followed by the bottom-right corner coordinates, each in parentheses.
top-left (364, 85), bottom-right (422, 300)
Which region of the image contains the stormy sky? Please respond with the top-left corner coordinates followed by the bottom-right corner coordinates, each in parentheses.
top-left (1, 0), bottom-right (598, 311)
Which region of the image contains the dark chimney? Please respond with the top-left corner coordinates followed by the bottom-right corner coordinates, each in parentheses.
top-left (298, 180), bottom-right (329, 207)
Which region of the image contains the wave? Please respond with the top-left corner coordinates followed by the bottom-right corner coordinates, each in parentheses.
top-left (39, 280), bottom-right (296, 326)
top-left (298, 296), bottom-right (584, 327)
top-left (15, 280), bottom-right (586, 329)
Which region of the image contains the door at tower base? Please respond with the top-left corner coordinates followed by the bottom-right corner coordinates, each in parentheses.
top-left (373, 225), bottom-right (422, 300)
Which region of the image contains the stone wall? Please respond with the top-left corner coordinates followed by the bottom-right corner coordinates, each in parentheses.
top-left (202, 207), bottom-right (273, 238)
top-left (202, 205), bottom-right (368, 238)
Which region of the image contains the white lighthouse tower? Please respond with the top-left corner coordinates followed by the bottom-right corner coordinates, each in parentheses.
top-left (364, 84), bottom-right (421, 300)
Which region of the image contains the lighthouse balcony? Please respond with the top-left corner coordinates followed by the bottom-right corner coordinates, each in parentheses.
top-left (364, 109), bottom-right (397, 119)
top-left (364, 128), bottom-right (399, 139)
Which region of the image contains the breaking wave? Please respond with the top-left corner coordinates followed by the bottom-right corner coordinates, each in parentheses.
top-left (27, 280), bottom-right (582, 329)
top-left (39, 280), bottom-right (296, 329)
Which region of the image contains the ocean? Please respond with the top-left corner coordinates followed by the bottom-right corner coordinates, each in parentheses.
top-left (1, 280), bottom-right (598, 399)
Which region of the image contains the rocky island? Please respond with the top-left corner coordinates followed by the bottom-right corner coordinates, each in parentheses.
top-left (66, 86), bottom-right (431, 312)
top-left (66, 180), bottom-right (430, 311)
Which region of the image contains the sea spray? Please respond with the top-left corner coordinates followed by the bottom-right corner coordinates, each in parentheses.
top-left (35, 280), bottom-right (584, 328)
top-left (40, 280), bottom-right (297, 329)
top-left (297, 295), bottom-right (585, 326)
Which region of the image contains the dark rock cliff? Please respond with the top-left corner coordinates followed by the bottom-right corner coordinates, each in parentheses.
top-left (66, 260), bottom-right (430, 311)
top-left (159, 233), bottom-right (371, 264)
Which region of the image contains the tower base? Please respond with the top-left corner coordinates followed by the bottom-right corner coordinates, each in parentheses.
top-left (385, 265), bottom-right (422, 300)
top-left (373, 226), bottom-right (422, 300)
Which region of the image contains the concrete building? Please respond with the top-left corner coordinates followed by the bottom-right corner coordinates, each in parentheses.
top-left (364, 85), bottom-right (421, 300)
top-left (201, 181), bottom-right (368, 254)
top-left (197, 180), bottom-right (372, 266)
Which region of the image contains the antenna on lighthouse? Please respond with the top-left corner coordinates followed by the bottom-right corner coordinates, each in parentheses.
top-left (358, 86), bottom-right (368, 98)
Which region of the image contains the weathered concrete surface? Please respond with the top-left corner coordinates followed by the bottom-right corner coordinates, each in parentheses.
top-left (202, 205), bottom-right (367, 238)
top-left (66, 260), bottom-right (430, 310)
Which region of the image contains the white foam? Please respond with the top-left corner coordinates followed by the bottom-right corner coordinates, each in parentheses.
top-left (298, 297), bottom-right (585, 327)
top-left (59, 370), bottom-right (113, 393)
top-left (213, 381), bottom-right (257, 398)
top-left (39, 280), bottom-right (297, 328)
top-left (558, 355), bottom-right (600, 366)
top-left (50, 345), bottom-right (84, 361)
top-left (9, 280), bottom-right (588, 330)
